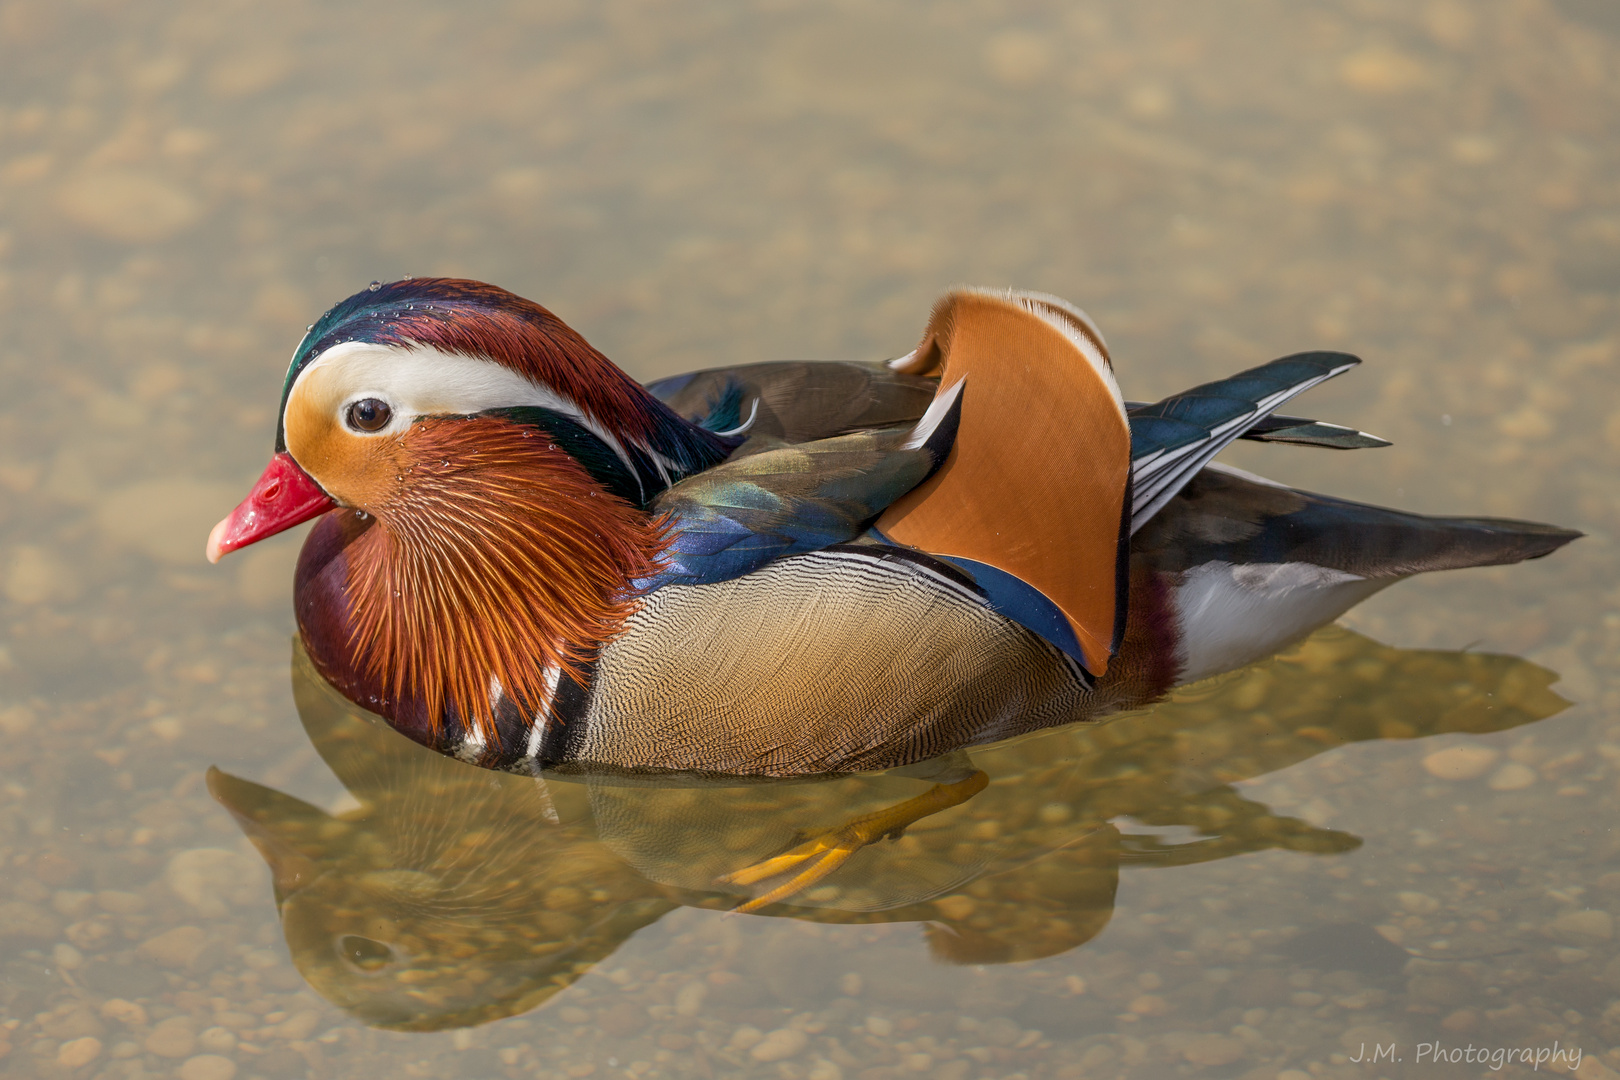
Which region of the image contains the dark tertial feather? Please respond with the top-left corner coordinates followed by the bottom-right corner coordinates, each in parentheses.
top-left (1128, 352), bottom-right (1361, 533)
top-left (647, 361), bottom-right (939, 444)
top-left (638, 426), bottom-right (944, 590)
top-left (1129, 354), bottom-right (1360, 454)
top-left (1238, 411), bottom-right (1390, 449)
top-left (1135, 465), bottom-right (1583, 577)
top-left (1125, 403), bottom-right (1392, 451)
top-left (1242, 420), bottom-right (1391, 450)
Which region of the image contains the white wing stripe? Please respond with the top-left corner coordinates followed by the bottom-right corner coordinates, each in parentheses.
top-left (1129, 364), bottom-right (1353, 534)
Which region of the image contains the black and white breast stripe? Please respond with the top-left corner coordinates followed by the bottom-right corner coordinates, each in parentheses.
top-left (449, 661), bottom-right (594, 773)
top-left (812, 544), bottom-right (986, 605)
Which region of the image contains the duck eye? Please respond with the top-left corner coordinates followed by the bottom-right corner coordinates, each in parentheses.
top-left (346, 398), bottom-right (393, 432)
top-left (336, 934), bottom-right (397, 972)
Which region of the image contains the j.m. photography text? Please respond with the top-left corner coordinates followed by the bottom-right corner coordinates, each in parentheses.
top-left (1347, 1038), bottom-right (1583, 1072)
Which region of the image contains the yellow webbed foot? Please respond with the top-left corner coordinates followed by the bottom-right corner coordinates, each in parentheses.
top-left (718, 770), bottom-right (989, 914)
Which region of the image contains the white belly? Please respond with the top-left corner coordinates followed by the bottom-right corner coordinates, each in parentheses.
top-left (1173, 560), bottom-right (1389, 684)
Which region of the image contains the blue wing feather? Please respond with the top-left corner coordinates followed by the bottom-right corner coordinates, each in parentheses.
top-left (635, 429), bottom-right (941, 591)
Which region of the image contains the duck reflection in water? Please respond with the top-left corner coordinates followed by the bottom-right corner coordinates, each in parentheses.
top-left (208, 630), bottom-right (1567, 1031)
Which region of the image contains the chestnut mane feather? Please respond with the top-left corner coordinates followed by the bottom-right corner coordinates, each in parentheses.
top-left (342, 416), bottom-right (668, 743)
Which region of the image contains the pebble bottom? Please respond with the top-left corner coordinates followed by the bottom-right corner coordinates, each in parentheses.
top-left (0, 0), bottom-right (1617, 1078)
top-left (177, 1054), bottom-right (238, 1080)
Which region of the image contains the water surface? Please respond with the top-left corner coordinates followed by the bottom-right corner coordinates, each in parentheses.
top-left (1, 2), bottom-right (1618, 1078)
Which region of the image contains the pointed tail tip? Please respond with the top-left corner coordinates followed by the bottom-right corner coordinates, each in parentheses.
top-left (1531, 524), bottom-right (1584, 556)
top-left (203, 765), bottom-right (234, 804)
top-left (1473, 519), bottom-right (1584, 564)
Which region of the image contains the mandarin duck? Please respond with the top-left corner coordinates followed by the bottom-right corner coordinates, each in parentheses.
top-left (206, 627), bottom-right (1565, 1028)
top-left (207, 279), bottom-right (1578, 908)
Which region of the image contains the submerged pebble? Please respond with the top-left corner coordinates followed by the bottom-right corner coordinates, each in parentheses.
top-left (750, 1028), bottom-right (808, 1061)
top-left (1489, 762), bottom-right (1538, 790)
top-left (1547, 909), bottom-right (1614, 943)
top-left (1421, 745), bottom-right (1499, 780)
top-left (145, 1017), bottom-right (197, 1059)
top-left (56, 1037), bottom-right (102, 1068)
top-left (177, 1053), bottom-right (238, 1080)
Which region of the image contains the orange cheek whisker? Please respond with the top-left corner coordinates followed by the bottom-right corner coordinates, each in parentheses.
top-left (340, 416), bottom-right (667, 744)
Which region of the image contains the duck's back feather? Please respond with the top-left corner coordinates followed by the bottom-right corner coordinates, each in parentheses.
top-left (649, 359), bottom-right (1389, 456)
top-left (647, 361), bottom-right (939, 444)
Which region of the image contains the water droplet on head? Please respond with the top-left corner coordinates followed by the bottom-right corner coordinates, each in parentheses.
top-left (369, 281), bottom-right (382, 292)
top-left (441, 459), bottom-right (450, 467)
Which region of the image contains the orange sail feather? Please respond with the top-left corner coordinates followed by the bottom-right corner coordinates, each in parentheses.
top-left (877, 289), bottom-right (1131, 676)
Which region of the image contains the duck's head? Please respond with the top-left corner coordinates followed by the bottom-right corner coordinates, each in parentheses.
top-left (208, 277), bottom-right (736, 738)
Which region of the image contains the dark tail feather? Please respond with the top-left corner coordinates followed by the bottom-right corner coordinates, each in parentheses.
top-left (1138, 465), bottom-right (1582, 578)
top-left (1343, 513), bottom-right (1582, 575)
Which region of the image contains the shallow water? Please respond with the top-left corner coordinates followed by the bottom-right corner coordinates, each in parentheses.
top-left (1, 1), bottom-right (1617, 1078)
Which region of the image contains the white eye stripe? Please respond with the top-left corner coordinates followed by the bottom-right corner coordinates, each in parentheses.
top-left (293, 341), bottom-right (638, 469)
top-left (300, 341), bottom-right (577, 420)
